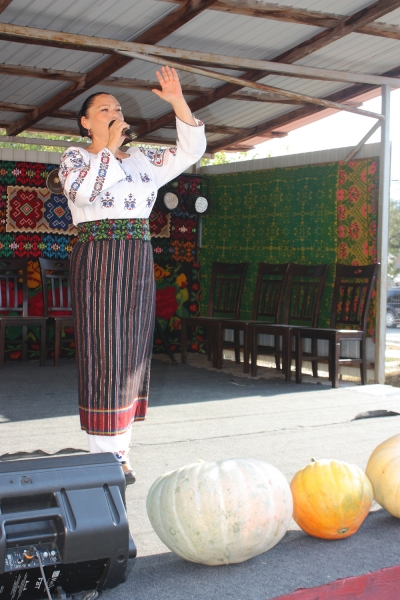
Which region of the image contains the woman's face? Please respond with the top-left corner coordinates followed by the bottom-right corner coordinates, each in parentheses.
top-left (81, 94), bottom-right (124, 139)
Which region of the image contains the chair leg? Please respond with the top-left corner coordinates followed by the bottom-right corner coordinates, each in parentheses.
top-left (283, 331), bottom-right (291, 381)
top-left (40, 322), bottom-right (46, 367)
top-left (180, 320), bottom-right (187, 364)
top-left (360, 336), bottom-right (367, 385)
top-left (243, 326), bottom-right (250, 374)
top-left (155, 319), bottom-right (177, 365)
top-left (0, 324), bottom-right (5, 368)
top-left (330, 336), bottom-right (340, 388)
top-left (234, 329), bottom-right (240, 364)
top-left (54, 322), bottom-right (61, 367)
top-left (311, 338), bottom-right (318, 377)
top-left (22, 325), bottom-right (28, 362)
top-left (251, 329), bottom-right (258, 377)
top-left (274, 335), bottom-right (281, 371)
top-left (295, 332), bottom-right (302, 384)
top-left (214, 325), bottom-right (223, 369)
top-left (207, 327), bottom-right (212, 361)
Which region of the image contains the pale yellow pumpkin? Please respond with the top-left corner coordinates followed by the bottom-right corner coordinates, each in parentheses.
top-left (147, 458), bottom-right (293, 566)
top-left (366, 434), bottom-right (400, 518)
top-left (290, 459), bottom-right (373, 539)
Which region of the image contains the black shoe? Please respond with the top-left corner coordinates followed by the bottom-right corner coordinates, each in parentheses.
top-left (122, 462), bottom-right (136, 485)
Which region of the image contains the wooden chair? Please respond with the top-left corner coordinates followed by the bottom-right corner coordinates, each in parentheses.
top-left (39, 257), bottom-right (74, 367)
top-left (249, 263), bottom-right (330, 379)
top-left (212, 263), bottom-right (291, 371)
top-left (294, 263), bottom-right (378, 388)
top-left (0, 257), bottom-right (47, 367)
top-left (180, 261), bottom-right (249, 366)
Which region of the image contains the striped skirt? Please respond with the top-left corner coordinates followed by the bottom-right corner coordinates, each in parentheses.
top-left (70, 238), bottom-right (155, 435)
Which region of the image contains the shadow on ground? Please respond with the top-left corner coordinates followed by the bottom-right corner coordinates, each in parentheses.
top-left (0, 358), bottom-right (325, 423)
top-left (101, 510), bottom-right (400, 600)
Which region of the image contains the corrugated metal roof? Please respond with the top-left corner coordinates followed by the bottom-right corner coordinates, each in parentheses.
top-left (0, 0), bottom-right (399, 150)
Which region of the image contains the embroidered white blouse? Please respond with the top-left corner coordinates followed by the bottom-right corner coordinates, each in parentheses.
top-left (59, 117), bottom-right (206, 225)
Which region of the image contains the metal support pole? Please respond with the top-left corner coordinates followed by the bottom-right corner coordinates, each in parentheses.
top-left (344, 120), bottom-right (381, 162)
top-left (375, 85), bottom-right (391, 384)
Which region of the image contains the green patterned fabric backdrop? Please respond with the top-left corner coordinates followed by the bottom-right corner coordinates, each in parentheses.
top-left (200, 157), bottom-right (378, 333)
top-left (335, 158), bottom-right (379, 337)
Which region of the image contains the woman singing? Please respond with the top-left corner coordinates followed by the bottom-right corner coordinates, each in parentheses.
top-left (59, 67), bottom-right (206, 484)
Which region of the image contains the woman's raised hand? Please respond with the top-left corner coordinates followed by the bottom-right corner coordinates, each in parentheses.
top-left (152, 66), bottom-right (196, 126)
top-left (152, 66), bottom-right (184, 105)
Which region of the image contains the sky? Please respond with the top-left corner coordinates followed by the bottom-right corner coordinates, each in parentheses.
top-left (238, 89), bottom-right (400, 199)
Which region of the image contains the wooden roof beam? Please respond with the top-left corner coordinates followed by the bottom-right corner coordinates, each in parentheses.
top-left (6, 0), bottom-right (218, 137)
top-left (0, 103), bottom-right (246, 135)
top-left (1, 21), bottom-right (396, 89)
top-left (208, 64), bottom-right (400, 152)
top-left (0, 63), bottom-right (84, 82)
top-left (1, 6), bottom-right (399, 91)
top-left (0, 64), bottom-right (310, 104)
top-left (0, 1), bottom-right (14, 13)
top-left (121, 51), bottom-right (384, 120)
top-left (158, 0), bottom-right (400, 40)
top-left (4, 0), bottom-right (400, 137)
top-left (117, 47), bottom-right (400, 87)
top-left (0, 122), bottom-right (190, 148)
top-left (137, 0), bottom-right (400, 137)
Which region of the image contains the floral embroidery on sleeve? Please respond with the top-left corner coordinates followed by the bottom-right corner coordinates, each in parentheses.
top-left (140, 172), bottom-right (151, 183)
top-left (61, 149), bottom-right (87, 170)
top-left (139, 147), bottom-right (167, 167)
top-left (89, 149), bottom-right (112, 203)
top-left (69, 168), bottom-right (89, 203)
top-left (59, 149), bottom-right (90, 204)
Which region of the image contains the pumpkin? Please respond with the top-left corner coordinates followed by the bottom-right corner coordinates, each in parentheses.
top-left (290, 458), bottom-right (372, 539)
top-left (147, 458), bottom-right (293, 566)
top-left (366, 434), bottom-right (400, 518)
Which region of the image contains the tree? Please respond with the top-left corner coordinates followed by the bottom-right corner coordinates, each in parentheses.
top-left (388, 195), bottom-right (400, 280)
top-left (0, 129), bottom-right (85, 152)
top-left (201, 151), bottom-right (248, 166)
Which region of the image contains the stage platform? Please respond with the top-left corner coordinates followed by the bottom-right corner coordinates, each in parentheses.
top-left (1, 356), bottom-right (400, 599)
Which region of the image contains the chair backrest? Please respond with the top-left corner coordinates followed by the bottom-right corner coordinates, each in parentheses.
top-left (208, 261), bottom-right (249, 319)
top-left (283, 263), bottom-right (330, 327)
top-left (252, 263), bottom-right (291, 322)
top-left (38, 257), bottom-right (72, 317)
top-left (330, 263), bottom-right (378, 331)
top-left (0, 257), bottom-right (28, 316)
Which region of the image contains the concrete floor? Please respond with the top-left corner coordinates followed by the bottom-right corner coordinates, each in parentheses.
top-left (1, 356), bottom-right (400, 599)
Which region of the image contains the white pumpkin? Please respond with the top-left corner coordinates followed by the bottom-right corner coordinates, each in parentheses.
top-left (366, 434), bottom-right (400, 518)
top-left (146, 458), bottom-right (293, 566)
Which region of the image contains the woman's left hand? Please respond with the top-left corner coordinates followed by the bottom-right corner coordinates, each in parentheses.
top-left (152, 66), bottom-right (184, 105)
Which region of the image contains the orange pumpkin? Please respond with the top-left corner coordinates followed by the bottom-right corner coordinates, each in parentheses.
top-left (290, 458), bottom-right (373, 539)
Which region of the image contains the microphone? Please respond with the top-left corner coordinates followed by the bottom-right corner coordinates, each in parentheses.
top-left (108, 119), bottom-right (138, 141)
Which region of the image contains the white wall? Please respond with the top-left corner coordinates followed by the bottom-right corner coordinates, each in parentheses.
top-left (0, 148), bottom-right (62, 164)
top-left (200, 142), bottom-right (380, 175)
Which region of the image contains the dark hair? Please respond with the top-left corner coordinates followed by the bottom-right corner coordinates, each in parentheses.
top-left (77, 92), bottom-right (111, 137)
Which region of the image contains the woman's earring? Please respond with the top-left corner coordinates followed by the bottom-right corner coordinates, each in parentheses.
top-left (88, 129), bottom-right (92, 138)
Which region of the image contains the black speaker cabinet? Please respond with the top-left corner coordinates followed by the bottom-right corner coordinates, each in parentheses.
top-left (0, 453), bottom-right (136, 599)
